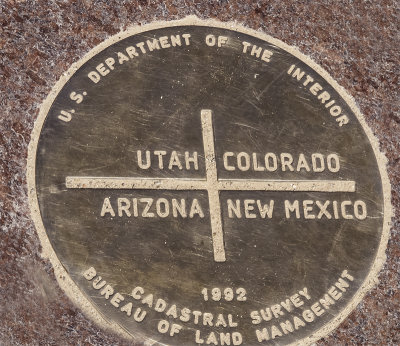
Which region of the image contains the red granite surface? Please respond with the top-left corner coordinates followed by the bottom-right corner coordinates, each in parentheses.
top-left (0, 1), bottom-right (399, 344)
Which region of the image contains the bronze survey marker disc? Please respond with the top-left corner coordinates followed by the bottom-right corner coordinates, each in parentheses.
top-left (28, 19), bottom-right (391, 345)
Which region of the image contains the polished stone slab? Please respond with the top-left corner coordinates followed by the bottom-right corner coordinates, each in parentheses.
top-left (0, 1), bottom-right (399, 345)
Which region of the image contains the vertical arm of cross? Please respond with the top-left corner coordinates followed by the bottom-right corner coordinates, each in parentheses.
top-left (201, 110), bottom-right (226, 262)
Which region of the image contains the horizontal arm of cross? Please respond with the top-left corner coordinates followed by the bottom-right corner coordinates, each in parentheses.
top-left (65, 176), bottom-right (356, 192)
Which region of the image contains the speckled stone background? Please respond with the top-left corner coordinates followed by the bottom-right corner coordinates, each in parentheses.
top-left (0, 1), bottom-right (399, 345)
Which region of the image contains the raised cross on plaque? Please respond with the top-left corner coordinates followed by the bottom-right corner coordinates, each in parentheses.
top-left (66, 110), bottom-right (355, 262)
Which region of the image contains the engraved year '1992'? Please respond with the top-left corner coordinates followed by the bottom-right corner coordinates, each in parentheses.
top-left (201, 288), bottom-right (247, 302)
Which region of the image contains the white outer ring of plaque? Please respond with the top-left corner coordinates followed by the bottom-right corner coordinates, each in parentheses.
top-left (27, 16), bottom-right (393, 346)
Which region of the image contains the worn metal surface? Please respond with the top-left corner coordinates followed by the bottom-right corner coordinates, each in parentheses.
top-left (1, 1), bottom-right (399, 345)
top-left (29, 21), bottom-right (390, 345)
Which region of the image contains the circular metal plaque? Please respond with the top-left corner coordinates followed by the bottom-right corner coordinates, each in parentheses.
top-left (28, 19), bottom-right (391, 345)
